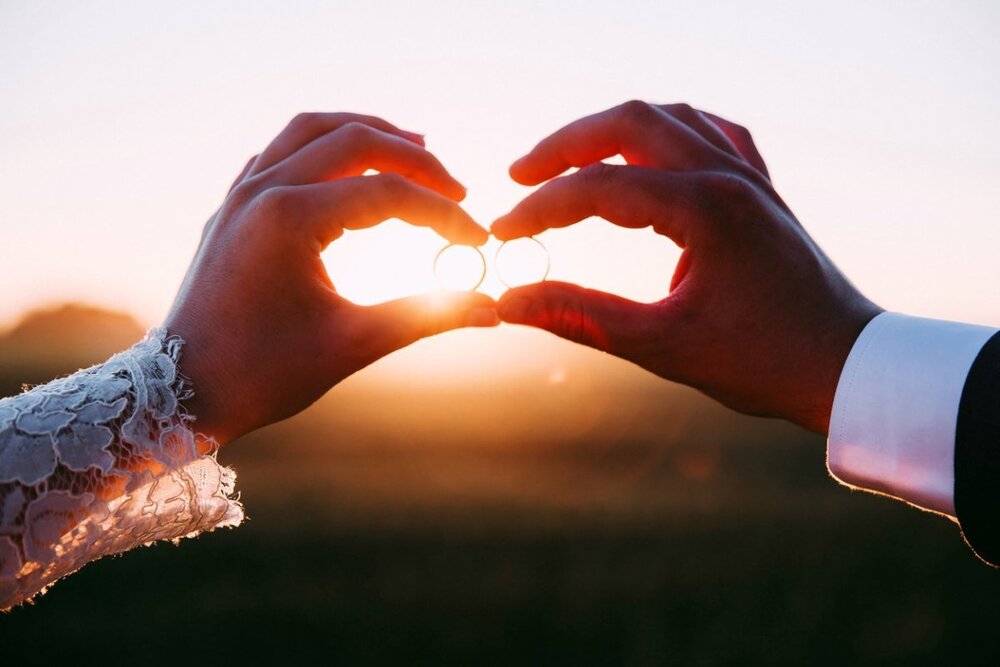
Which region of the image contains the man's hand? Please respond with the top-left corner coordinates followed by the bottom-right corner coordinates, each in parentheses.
top-left (166, 112), bottom-right (497, 445)
top-left (492, 101), bottom-right (882, 434)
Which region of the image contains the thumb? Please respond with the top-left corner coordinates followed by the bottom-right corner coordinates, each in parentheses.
top-left (361, 290), bottom-right (500, 355)
top-left (498, 281), bottom-right (658, 356)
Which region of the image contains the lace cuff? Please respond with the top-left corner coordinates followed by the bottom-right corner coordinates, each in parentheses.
top-left (0, 329), bottom-right (243, 610)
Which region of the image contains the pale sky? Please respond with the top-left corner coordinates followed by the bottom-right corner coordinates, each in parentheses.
top-left (1, 1), bottom-right (998, 376)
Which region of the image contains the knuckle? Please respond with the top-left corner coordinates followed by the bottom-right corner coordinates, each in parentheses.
top-left (375, 171), bottom-right (407, 191)
top-left (665, 102), bottom-right (697, 122)
top-left (252, 185), bottom-right (300, 221)
top-left (619, 98), bottom-right (655, 122)
top-left (337, 120), bottom-right (375, 145)
top-left (693, 172), bottom-right (761, 233)
top-left (698, 171), bottom-right (754, 201)
top-left (577, 162), bottom-right (617, 185)
top-left (287, 112), bottom-right (316, 132)
top-left (727, 123), bottom-right (756, 151)
top-left (356, 113), bottom-right (388, 130)
top-left (228, 178), bottom-right (258, 205)
top-left (546, 296), bottom-right (595, 348)
top-left (373, 172), bottom-right (410, 202)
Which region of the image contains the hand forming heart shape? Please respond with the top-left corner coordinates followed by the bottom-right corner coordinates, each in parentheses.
top-left (163, 101), bottom-right (881, 446)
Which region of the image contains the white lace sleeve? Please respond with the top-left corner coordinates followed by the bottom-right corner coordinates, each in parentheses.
top-left (0, 328), bottom-right (243, 610)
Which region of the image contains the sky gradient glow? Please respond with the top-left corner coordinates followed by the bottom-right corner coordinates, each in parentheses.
top-left (1, 1), bottom-right (998, 373)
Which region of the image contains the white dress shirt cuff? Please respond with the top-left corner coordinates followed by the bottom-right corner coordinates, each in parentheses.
top-left (827, 312), bottom-right (998, 516)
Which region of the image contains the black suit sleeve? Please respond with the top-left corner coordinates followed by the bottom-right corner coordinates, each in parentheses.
top-left (955, 330), bottom-right (1000, 566)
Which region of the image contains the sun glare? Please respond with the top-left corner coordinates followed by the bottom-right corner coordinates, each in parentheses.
top-left (321, 220), bottom-right (443, 305)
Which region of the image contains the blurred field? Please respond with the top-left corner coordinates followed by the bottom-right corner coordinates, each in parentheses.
top-left (1, 305), bottom-right (999, 664)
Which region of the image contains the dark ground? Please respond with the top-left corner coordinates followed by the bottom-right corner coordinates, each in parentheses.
top-left (1, 306), bottom-right (999, 664)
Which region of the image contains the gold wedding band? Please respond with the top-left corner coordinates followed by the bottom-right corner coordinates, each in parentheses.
top-left (433, 244), bottom-right (487, 291)
top-left (495, 236), bottom-right (551, 288)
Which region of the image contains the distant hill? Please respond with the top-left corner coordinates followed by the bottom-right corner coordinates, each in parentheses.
top-left (0, 303), bottom-right (145, 394)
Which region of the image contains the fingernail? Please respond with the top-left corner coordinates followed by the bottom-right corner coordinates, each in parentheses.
top-left (499, 297), bottom-right (531, 322)
top-left (465, 306), bottom-right (500, 327)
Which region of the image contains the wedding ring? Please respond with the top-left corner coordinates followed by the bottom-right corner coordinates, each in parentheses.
top-left (434, 243), bottom-right (487, 291)
top-left (495, 236), bottom-right (550, 288)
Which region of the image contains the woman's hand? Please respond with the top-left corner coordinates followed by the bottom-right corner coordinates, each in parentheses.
top-left (165, 112), bottom-right (497, 445)
top-left (493, 101), bottom-right (882, 434)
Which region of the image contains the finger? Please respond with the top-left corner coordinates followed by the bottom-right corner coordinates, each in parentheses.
top-left (498, 281), bottom-right (659, 357)
top-left (273, 174), bottom-right (488, 249)
top-left (492, 164), bottom-right (700, 246)
top-left (656, 104), bottom-right (741, 158)
top-left (259, 122), bottom-right (466, 200)
top-left (700, 111), bottom-right (769, 178)
top-left (359, 291), bottom-right (499, 355)
top-left (508, 100), bottom-right (734, 185)
top-left (251, 112), bottom-right (424, 176)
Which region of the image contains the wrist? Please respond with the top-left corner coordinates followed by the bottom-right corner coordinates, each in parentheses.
top-left (163, 314), bottom-right (240, 447)
top-left (797, 300), bottom-right (884, 435)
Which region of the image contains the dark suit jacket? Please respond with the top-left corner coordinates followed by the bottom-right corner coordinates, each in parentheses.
top-left (956, 331), bottom-right (1000, 566)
